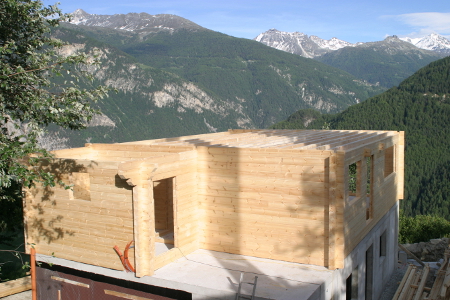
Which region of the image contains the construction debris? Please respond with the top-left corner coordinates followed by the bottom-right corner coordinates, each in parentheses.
top-left (393, 247), bottom-right (450, 300)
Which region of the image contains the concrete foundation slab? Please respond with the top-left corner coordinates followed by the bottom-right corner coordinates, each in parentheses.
top-left (37, 249), bottom-right (333, 300)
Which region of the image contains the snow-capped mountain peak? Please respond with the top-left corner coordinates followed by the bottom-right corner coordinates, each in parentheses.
top-left (67, 9), bottom-right (205, 34)
top-left (69, 9), bottom-right (91, 25)
top-left (310, 35), bottom-right (356, 50)
top-left (400, 33), bottom-right (450, 54)
top-left (254, 29), bottom-right (357, 58)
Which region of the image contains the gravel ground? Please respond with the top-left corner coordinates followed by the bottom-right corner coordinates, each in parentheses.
top-left (378, 262), bottom-right (409, 300)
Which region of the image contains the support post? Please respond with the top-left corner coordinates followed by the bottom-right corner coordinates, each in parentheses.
top-left (133, 180), bottom-right (155, 277)
top-left (31, 247), bottom-right (37, 300)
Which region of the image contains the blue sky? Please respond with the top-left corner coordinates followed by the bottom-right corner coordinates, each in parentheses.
top-left (43, 0), bottom-right (450, 43)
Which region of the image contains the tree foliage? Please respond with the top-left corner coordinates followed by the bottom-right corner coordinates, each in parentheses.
top-left (272, 56), bottom-right (450, 220)
top-left (0, 0), bottom-right (108, 239)
top-left (399, 213), bottom-right (450, 244)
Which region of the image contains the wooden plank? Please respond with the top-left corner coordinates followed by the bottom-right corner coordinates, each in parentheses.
top-left (201, 204), bottom-right (324, 219)
top-left (264, 130), bottom-right (336, 147)
top-left (393, 265), bottom-right (415, 300)
top-left (0, 276), bottom-right (31, 298)
top-left (51, 276), bottom-right (90, 288)
top-left (33, 244), bottom-right (127, 271)
top-left (104, 289), bottom-right (153, 300)
top-left (293, 131), bottom-right (368, 150)
top-left (52, 147), bottom-right (95, 158)
top-left (343, 134), bottom-right (399, 163)
top-left (200, 196), bottom-right (326, 211)
top-left (413, 264), bottom-right (430, 300)
top-left (199, 184), bottom-right (325, 199)
top-left (132, 183), bottom-right (154, 277)
top-left (397, 131), bottom-right (405, 199)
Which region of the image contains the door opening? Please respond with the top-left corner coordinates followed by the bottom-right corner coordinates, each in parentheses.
top-left (365, 244), bottom-right (374, 300)
top-left (153, 177), bottom-right (175, 255)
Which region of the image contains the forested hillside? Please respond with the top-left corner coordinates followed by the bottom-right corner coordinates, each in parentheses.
top-left (315, 36), bottom-right (444, 88)
top-left (47, 26), bottom-right (243, 147)
top-left (272, 56), bottom-right (450, 219)
top-left (49, 22), bottom-right (385, 148)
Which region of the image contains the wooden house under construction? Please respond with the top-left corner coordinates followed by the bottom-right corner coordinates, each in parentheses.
top-left (23, 129), bottom-right (404, 300)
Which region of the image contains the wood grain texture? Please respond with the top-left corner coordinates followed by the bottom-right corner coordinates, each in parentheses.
top-left (24, 130), bottom-right (404, 273)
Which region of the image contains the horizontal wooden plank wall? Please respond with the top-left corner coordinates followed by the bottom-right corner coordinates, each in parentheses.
top-left (23, 130), bottom-right (404, 275)
top-left (134, 152), bottom-right (199, 272)
top-left (197, 146), bottom-right (334, 267)
top-left (343, 134), bottom-right (403, 256)
top-left (24, 159), bottom-right (135, 271)
top-left (25, 146), bottom-right (198, 270)
top-left (52, 147), bottom-right (96, 160)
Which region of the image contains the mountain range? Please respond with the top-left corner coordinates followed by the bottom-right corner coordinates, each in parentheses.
top-left (42, 9), bottom-right (387, 149)
top-left (42, 9), bottom-right (447, 151)
top-left (400, 33), bottom-right (450, 55)
top-left (255, 29), bottom-right (450, 57)
top-left (69, 8), bottom-right (206, 34)
top-left (255, 29), bottom-right (446, 87)
top-left (42, 10), bottom-right (450, 219)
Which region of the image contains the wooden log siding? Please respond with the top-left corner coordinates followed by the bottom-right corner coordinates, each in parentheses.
top-left (343, 134), bottom-right (404, 257)
top-left (24, 130), bottom-right (403, 274)
top-left (23, 159), bottom-right (135, 271)
top-left (197, 146), bottom-right (339, 268)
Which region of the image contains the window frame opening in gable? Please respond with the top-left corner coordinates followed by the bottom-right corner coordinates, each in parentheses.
top-left (348, 160), bottom-right (362, 202)
top-left (69, 172), bottom-right (91, 201)
top-left (384, 145), bottom-right (395, 178)
top-left (366, 155), bottom-right (373, 221)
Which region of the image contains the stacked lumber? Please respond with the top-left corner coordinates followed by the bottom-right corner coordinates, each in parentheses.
top-left (427, 248), bottom-right (450, 300)
top-left (393, 248), bottom-right (450, 300)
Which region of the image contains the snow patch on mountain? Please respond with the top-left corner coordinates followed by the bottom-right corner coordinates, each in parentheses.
top-left (255, 29), bottom-right (358, 58)
top-left (310, 35), bottom-right (359, 50)
top-left (68, 9), bottom-right (204, 33)
top-left (400, 33), bottom-right (450, 55)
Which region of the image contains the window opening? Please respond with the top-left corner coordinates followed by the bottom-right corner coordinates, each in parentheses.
top-left (348, 160), bottom-right (361, 201)
top-left (69, 172), bottom-right (90, 201)
top-left (380, 230), bottom-right (387, 257)
top-left (365, 245), bottom-right (374, 300)
top-left (384, 146), bottom-right (395, 177)
top-left (346, 265), bottom-right (359, 300)
top-left (366, 156), bottom-right (373, 220)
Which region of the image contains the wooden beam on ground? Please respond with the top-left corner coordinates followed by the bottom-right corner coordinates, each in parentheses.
top-left (413, 264), bottom-right (430, 300)
top-left (0, 276), bottom-right (31, 298)
top-left (399, 244), bottom-right (425, 267)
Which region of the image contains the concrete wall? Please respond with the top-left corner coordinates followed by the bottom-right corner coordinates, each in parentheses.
top-left (322, 202), bottom-right (399, 300)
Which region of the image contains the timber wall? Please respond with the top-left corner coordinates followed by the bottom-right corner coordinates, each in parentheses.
top-left (24, 159), bottom-right (135, 271)
top-left (138, 150), bottom-right (199, 271)
top-left (196, 146), bottom-right (340, 267)
top-left (342, 133), bottom-right (404, 257)
top-left (24, 146), bottom-right (200, 274)
top-left (23, 131), bottom-right (403, 273)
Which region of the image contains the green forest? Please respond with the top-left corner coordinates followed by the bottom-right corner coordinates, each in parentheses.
top-left (315, 37), bottom-right (443, 88)
top-left (272, 56), bottom-right (450, 220)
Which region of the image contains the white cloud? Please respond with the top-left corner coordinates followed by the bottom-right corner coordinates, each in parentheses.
top-left (395, 12), bottom-right (450, 36)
